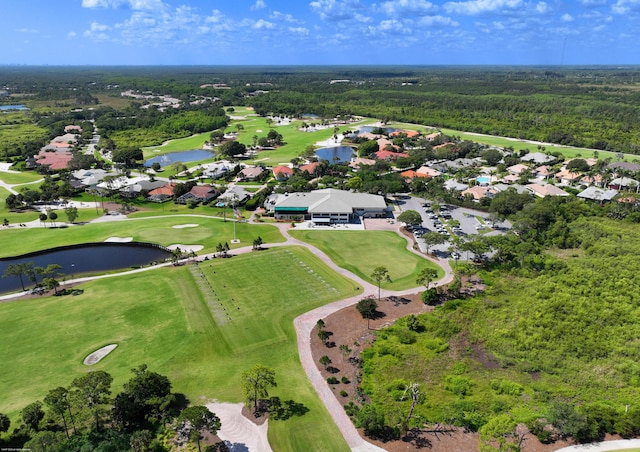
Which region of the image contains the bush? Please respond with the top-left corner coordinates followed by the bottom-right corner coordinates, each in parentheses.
top-left (326, 376), bottom-right (339, 384)
top-left (340, 390), bottom-right (348, 397)
top-left (341, 376), bottom-right (350, 384)
top-left (421, 288), bottom-right (438, 305)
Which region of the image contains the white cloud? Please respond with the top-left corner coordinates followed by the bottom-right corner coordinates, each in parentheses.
top-left (535, 2), bottom-right (550, 13)
top-left (16, 28), bottom-right (39, 33)
top-left (81, 0), bottom-right (165, 10)
top-left (612, 0), bottom-right (640, 13)
top-left (561, 13), bottom-right (574, 21)
top-left (381, 0), bottom-right (436, 16)
top-left (67, 31), bottom-right (77, 39)
top-left (253, 19), bottom-right (275, 29)
top-left (83, 21), bottom-right (112, 41)
top-left (444, 0), bottom-right (523, 15)
top-left (580, 0), bottom-right (608, 6)
top-left (419, 15), bottom-right (460, 26)
top-left (288, 26), bottom-right (310, 35)
top-left (271, 11), bottom-right (300, 23)
top-left (309, 0), bottom-right (364, 21)
top-left (252, 0), bottom-right (267, 10)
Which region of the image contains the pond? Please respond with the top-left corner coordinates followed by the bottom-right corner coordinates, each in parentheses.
top-left (0, 243), bottom-right (172, 294)
top-left (0, 105), bottom-right (29, 111)
top-left (145, 149), bottom-right (215, 167)
top-left (315, 146), bottom-right (356, 164)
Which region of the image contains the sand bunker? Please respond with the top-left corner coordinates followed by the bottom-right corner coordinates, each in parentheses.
top-left (206, 402), bottom-right (272, 452)
top-left (104, 237), bottom-right (133, 242)
top-left (168, 244), bottom-right (204, 253)
top-left (84, 344), bottom-right (118, 365)
top-left (172, 224), bottom-right (198, 229)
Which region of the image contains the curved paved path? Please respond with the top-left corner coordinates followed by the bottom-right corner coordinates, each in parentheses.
top-left (0, 214), bottom-right (454, 452)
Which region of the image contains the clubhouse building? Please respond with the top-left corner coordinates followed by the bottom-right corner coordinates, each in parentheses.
top-left (265, 188), bottom-right (389, 224)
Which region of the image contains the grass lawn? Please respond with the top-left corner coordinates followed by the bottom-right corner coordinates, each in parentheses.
top-left (0, 171), bottom-right (43, 185)
top-left (0, 246), bottom-right (357, 451)
top-left (142, 131), bottom-right (212, 158)
top-left (0, 216), bottom-right (285, 258)
top-left (290, 230), bottom-right (444, 290)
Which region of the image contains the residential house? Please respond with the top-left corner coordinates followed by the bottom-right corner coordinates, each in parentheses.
top-left (507, 163), bottom-right (530, 176)
top-left (218, 185), bottom-right (251, 204)
top-left (526, 183), bottom-right (570, 198)
top-left (238, 166), bottom-right (265, 181)
top-left (520, 152), bottom-right (556, 164)
top-left (147, 183), bottom-right (176, 202)
top-left (416, 166), bottom-right (441, 178)
top-left (609, 177), bottom-right (639, 191)
top-left (374, 150), bottom-right (409, 160)
top-left (608, 162), bottom-right (640, 173)
top-left (577, 186), bottom-right (618, 203)
top-left (461, 185), bottom-right (497, 201)
top-left (64, 125), bottom-right (82, 133)
top-left (554, 168), bottom-right (582, 185)
top-left (273, 165), bottom-right (293, 180)
top-left (349, 157), bottom-right (376, 170)
top-left (176, 185), bottom-right (218, 204)
top-left (299, 162), bottom-right (321, 176)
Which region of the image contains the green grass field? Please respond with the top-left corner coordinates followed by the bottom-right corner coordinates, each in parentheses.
top-left (142, 131), bottom-right (212, 158)
top-left (0, 216), bottom-right (285, 258)
top-left (0, 246), bottom-right (356, 451)
top-left (290, 230), bottom-right (444, 290)
top-left (0, 171), bottom-right (43, 185)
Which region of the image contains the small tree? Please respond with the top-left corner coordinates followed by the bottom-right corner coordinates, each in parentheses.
top-left (319, 355), bottom-right (332, 370)
top-left (397, 210), bottom-right (422, 228)
top-left (317, 329), bottom-right (330, 345)
top-left (64, 206), bottom-right (79, 224)
top-left (49, 211), bottom-right (58, 227)
top-left (416, 267), bottom-right (439, 290)
top-left (0, 413), bottom-right (9, 434)
top-left (178, 406), bottom-right (221, 452)
top-left (356, 296), bottom-right (378, 330)
top-left (39, 212), bottom-right (47, 227)
top-left (371, 266), bottom-right (391, 302)
top-left (241, 364), bottom-right (277, 414)
top-left (44, 387), bottom-right (75, 438)
top-left (422, 231), bottom-right (447, 254)
top-left (21, 401), bottom-right (45, 431)
top-left (339, 344), bottom-right (352, 362)
top-left (71, 370), bottom-right (113, 431)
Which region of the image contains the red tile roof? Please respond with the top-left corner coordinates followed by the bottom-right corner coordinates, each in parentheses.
top-left (149, 183), bottom-right (176, 196)
top-left (374, 150), bottom-right (409, 160)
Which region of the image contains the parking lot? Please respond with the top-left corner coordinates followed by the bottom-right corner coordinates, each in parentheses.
top-left (396, 196), bottom-right (512, 260)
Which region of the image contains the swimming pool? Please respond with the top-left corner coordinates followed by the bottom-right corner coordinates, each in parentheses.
top-left (477, 176), bottom-right (491, 185)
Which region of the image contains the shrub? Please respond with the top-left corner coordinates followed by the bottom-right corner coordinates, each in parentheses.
top-left (326, 376), bottom-right (339, 384)
top-left (340, 390), bottom-right (348, 397)
top-left (341, 376), bottom-right (350, 384)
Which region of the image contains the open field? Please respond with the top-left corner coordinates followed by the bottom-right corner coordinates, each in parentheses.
top-left (142, 131), bottom-right (212, 158)
top-left (290, 229), bottom-right (444, 290)
top-left (0, 246), bottom-right (356, 451)
top-left (0, 215), bottom-right (285, 258)
top-left (0, 171), bottom-right (43, 185)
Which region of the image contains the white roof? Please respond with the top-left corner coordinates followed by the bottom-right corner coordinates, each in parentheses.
top-left (577, 186), bottom-right (618, 201)
top-left (274, 188), bottom-right (386, 214)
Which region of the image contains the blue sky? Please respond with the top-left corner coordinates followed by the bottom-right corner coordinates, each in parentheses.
top-left (2, 0), bottom-right (639, 65)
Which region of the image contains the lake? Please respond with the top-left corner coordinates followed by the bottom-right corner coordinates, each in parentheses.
top-left (145, 149), bottom-right (214, 167)
top-left (0, 243), bottom-right (171, 294)
top-left (0, 105), bottom-right (29, 111)
top-left (315, 146), bottom-right (355, 164)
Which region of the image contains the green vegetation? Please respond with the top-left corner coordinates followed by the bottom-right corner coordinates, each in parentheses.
top-left (142, 131), bottom-right (212, 158)
top-left (358, 216), bottom-right (640, 444)
top-left (0, 216), bottom-right (284, 258)
top-left (0, 246), bottom-right (356, 450)
top-left (290, 230), bottom-right (444, 290)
